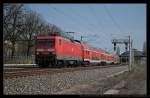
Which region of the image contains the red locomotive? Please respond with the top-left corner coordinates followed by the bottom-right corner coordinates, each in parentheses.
top-left (35, 32), bottom-right (120, 67)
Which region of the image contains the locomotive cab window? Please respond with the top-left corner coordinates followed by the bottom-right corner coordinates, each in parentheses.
top-left (37, 39), bottom-right (55, 45)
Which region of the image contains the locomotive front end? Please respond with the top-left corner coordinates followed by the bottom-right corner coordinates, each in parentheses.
top-left (35, 35), bottom-right (56, 67)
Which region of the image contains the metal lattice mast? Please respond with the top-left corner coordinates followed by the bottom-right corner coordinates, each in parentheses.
top-left (112, 35), bottom-right (132, 71)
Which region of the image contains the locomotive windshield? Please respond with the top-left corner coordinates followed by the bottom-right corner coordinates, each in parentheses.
top-left (37, 39), bottom-right (54, 45)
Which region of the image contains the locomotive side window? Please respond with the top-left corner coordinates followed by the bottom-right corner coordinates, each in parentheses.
top-left (87, 51), bottom-right (89, 55)
top-left (86, 51), bottom-right (88, 55)
top-left (37, 39), bottom-right (54, 45)
top-left (85, 51), bottom-right (90, 55)
top-left (59, 39), bottom-right (61, 45)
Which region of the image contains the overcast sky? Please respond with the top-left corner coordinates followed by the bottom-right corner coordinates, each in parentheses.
top-left (27, 4), bottom-right (146, 54)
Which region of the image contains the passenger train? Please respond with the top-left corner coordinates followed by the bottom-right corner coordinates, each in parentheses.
top-left (35, 32), bottom-right (120, 67)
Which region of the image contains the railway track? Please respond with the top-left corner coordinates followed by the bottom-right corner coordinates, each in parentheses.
top-left (3, 64), bottom-right (127, 79)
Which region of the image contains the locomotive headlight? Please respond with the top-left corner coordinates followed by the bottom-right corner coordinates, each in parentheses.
top-left (37, 49), bottom-right (44, 51)
top-left (47, 49), bottom-right (51, 51)
top-left (51, 51), bottom-right (55, 54)
top-left (47, 48), bottom-right (55, 52)
top-left (36, 52), bottom-right (39, 55)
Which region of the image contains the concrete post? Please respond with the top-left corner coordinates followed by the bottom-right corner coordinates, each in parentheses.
top-left (129, 36), bottom-right (132, 71)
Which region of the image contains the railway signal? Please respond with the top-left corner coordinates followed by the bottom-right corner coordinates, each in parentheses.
top-left (125, 42), bottom-right (128, 51)
top-left (113, 42), bottom-right (116, 51)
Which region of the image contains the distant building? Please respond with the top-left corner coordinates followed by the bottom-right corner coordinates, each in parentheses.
top-left (120, 49), bottom-right (146, 64)
top-left (3, 40), bottom-right (12, 57)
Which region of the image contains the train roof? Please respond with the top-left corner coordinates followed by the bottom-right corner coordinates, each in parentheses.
top-left (37, 32), bottom-right (74, 40)
top-left (82, 43), bottom-right (105, 52)
top-left (82, 43), bottom-right (117, 56)
top-left (73, 40), bottom-right (81, 43)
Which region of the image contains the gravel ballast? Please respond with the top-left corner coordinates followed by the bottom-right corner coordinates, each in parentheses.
top-left (4, 66), bottom-right (128, 95)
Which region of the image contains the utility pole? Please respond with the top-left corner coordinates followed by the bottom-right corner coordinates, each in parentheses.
top-left (129, 36), bottom-right (132, 71)
top-left (80, 35), bottom-right (87, 43)
top-left (81, 36), bottom-right (83, 42)
top-left (131, 39), bottom-right (134, 67)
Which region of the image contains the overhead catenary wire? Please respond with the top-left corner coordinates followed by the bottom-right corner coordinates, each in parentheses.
top-left (103, 5), bottom-right (123, 33)
top-left (66, 6), bottom-right (100, 34)
top-left (60, 5), bottom-right (108, 46)
top-left (49, 5), bottom-right (106, 44)
top-left (64, 6), bottom-right (102, 41)
top-left (87, 5), bottom-right (105, 32)
top-left (86, 5), bottom-right (115, 51)
top-left (47, 5), bottom-right (84, 33)
top-left (48, 5), bottom-right (115, 51)
top-left (87, 5), bottom-right (110, 41)
top-left (48, 5), bottom-right (96, 35)
top-left (103, 5), bottom-right (126, 53)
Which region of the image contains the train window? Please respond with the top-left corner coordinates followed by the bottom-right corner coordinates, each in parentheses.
top-left (37, 39), bottom-right (54, 45)
top-left (59, 39), bottom-right (61, 45)
top-left (86, 51), bottom-right (88, 54)
top-left (86, 51), bottom-right (89, 55)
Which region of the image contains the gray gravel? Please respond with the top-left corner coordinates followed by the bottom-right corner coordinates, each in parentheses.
top-left (4, 66), bottom-right (128, 95)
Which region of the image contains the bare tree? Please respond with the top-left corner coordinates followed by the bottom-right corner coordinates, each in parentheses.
top-left (37, 22), bottom-right (63, 35)
top-left (3, 4), bottom-right (64, 57)
top-left (49, 24), bottom-right (63, 33)
top-left (20, 11), bottom-right (43, 56)
top-left (20, 10), bottom-right (63, 56)
top-left (3, 4), bottom-right (26, 57)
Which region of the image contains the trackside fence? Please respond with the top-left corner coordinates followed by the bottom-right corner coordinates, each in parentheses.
top-left (4, 55), bottom-right (35, 64)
